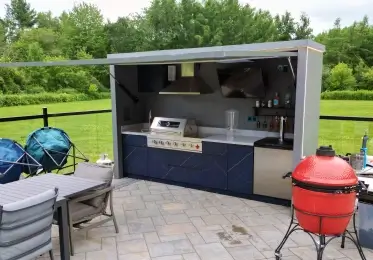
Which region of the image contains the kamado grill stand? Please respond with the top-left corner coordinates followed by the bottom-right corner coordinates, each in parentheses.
top-left (275, 146), bottom-right (368, 260)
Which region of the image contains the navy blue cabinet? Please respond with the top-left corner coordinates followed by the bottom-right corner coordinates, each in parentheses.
top-left (227, 144), bottom-right (254, 195)
top-left (147, 148), bottom-right (227, 190)
top-left (146, 148), bottom-right (182, 179)
top-left (122, 134), bottom-right (147, 147)
top-left (121, 134), bottom-right (254, 195)
top-left (122, 134), bottom-right (147, 177)
top-left (123, 146), bottom-right (147, 176)
top-left (202, 141), bottom-right (227, 156)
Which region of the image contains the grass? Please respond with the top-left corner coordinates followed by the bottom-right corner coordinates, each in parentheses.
top-left (318, 100), bottom-right (373, 155)
top-left (0, 99), bottom-right (372, 167)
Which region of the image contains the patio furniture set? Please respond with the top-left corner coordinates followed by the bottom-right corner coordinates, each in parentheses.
top-left (0, 162), bottom-right (119, 260)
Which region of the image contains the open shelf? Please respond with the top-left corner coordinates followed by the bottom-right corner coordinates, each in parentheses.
top-left (253, 106), bottom-right (295, 117)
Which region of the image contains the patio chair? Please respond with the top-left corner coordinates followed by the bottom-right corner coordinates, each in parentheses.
top-left (24, 127), bottom-right (89, 176)
top-left (0, 188), bottom-right (58, 260)
top-left (0, 138), bottom-right (42, 184)
top-left (65, 162), bottom-right (118, 255)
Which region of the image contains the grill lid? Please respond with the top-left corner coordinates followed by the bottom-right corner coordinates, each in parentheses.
top-left (292, 145), bottom-right (358, 188)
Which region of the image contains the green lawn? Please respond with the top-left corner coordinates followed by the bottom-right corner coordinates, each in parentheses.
top-left (0, 99), bottom-right (372, 164)
top-left (318, 100), bottom-right (373, 155)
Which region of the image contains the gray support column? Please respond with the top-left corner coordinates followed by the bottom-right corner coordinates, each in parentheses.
top-left (110, 65), bottom-right (123, 179)
top-left (293, 47), bottom-right (324, 169)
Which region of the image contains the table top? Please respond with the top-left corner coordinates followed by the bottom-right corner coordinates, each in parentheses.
top-left (0, 173), bottom-right (105, 205)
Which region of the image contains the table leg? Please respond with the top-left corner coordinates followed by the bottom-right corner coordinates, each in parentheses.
top-left (57, 200), bottom-right (70, 260)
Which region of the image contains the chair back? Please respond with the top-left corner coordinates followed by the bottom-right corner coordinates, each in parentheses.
top-left (0, 188), bottom-right (58, 260)
top-left (74, 162), bottom-right (113, 208)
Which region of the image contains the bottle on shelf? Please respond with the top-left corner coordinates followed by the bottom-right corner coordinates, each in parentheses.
top-left (273, 92), bottom-right (280, 108)
top-left (284, 86), bottom-right (292, 108)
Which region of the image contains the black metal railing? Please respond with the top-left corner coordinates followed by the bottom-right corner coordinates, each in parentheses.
top-left (0, 107), bottom-right (113, 171)
top-left (320, 115), bottom-right (373, 122)
top-left (0, 107), bottom-right (112, 125)
top-left (0, 108), bottom-right (372, 156)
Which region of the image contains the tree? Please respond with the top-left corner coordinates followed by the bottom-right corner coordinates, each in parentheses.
top-left (7, 28), bottom-right (62, 60)
top-left (106, 15), bottom-right (149, 53)
top-left (326, 63), bottom-right (357, 91)
top-left (59, 3), bottom-right (108, 58)
top-left (0, 22), bottom-right (7, 52)
top-left (4, 0), bottom-right (37, 41)
top-left (360, 67), bottom-right (373, 90)
top-left (6, 0), bottom-right (37, 28)
top-left (36, 11), bottom-right (60, 31)
top-left (294, 13), bottom-right (313, 39)
top-left (275, 11), bottom-right (295, 41)
top-left (0, 0), bottom-right (372, 94)
top-left (315, 19), bottom-right (351, 67)
top-left (321, 65), bottom-right (331, 92)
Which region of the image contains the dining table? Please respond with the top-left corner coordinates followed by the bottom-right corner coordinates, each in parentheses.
top-left (0, 173), bottom-right (106, 260)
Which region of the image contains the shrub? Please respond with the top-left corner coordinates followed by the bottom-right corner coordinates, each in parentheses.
top-left (25, 85), bottom-right (45, 94)
top-left (56, 88), bottom-right (78, 94)
top-left (325, 63), bottom-right (356, 91)
top-left (0, 92), bottom-right (111, 107)
top-left (321, 90), bottom-right (373, 100)
top-left (87, 83), bottom-right (99, 94)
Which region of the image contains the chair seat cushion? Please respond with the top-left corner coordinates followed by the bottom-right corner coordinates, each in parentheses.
top-left (69, 202), bottom-right (102, 223)
top-left (73, 162), bottom-right (113, 208)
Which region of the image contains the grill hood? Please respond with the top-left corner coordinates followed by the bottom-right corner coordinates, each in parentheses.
top-left (159, 63), bottom-right (213, 95)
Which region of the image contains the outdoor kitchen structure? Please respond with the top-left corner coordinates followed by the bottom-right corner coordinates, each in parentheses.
top-left (109, 39), bottom-right (325, 205)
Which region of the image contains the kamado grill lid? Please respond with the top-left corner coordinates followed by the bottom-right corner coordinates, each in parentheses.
top-left (292, 146), bottom-right (358, 188)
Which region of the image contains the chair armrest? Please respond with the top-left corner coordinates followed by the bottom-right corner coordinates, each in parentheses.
top-left (69, 186), bottom-right (113, 204)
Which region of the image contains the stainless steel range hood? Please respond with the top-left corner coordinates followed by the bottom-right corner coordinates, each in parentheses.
top-left (159, 63), bottom-right (213, 95)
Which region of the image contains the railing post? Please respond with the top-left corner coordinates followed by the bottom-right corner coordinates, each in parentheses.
top-left (42, 107), bottom-right (49, 127)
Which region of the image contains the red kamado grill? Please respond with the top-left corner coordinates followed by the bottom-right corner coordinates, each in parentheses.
top-left (275, 146), bottom-right (367, 260)
top-left (292, 145), bottom-right (358, 235)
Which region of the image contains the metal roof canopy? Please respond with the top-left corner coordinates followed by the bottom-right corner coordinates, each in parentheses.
top-left (0, 39), bottom-right (324, 68)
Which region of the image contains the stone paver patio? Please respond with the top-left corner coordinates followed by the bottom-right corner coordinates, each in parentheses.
top-left (38, 179), bottom-right (373, 260)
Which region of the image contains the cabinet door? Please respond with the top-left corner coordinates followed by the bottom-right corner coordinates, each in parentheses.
top-left (227, 144), bottom-right (254, 195)
top-left (147, 148), bottom-right (227, 190)
top-left (253, 147), bottom-right (292, 200)
top-left (123, 146), bottom-right (147, 176)
top-left (202, 141), bottom-right (227, 156)
top-left (122, 134), bottom-right (147, 147)
top-left (146, 148), bottom-right (186, 179)
top-left (170, 153), bottom-right (227, 190)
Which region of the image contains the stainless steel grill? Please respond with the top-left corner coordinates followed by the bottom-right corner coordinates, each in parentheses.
top-left (147, 117), bottom-right (202, 153)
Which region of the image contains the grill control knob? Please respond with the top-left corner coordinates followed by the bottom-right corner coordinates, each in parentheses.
top-left (166, 141), bottom-right (171, 145)
top-left (153, 140), bottom-right (158, 144)
top-left (160, 141), bottom-right (164, 145)
top-left (182, 143), bottom-right (186, 147)
top-left (173, 142), bottom-right (178, 146)
top-left (190, 144), bottom-right (194, 148)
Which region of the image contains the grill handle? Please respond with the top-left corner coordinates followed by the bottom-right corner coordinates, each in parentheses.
top-left (358, 180), bottom-right (369, 193)
top-left (282, 172), bottom-right (292, 179)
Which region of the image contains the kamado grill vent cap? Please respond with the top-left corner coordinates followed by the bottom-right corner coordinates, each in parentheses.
top-left (316, 145), bottom-right (335, 157)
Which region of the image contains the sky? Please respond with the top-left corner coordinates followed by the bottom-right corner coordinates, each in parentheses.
top-left (0, 0), bottom-right (372, 34)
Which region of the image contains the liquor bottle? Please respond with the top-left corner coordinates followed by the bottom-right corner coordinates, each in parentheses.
top-left (273, 92), bottom-right (280, 108)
